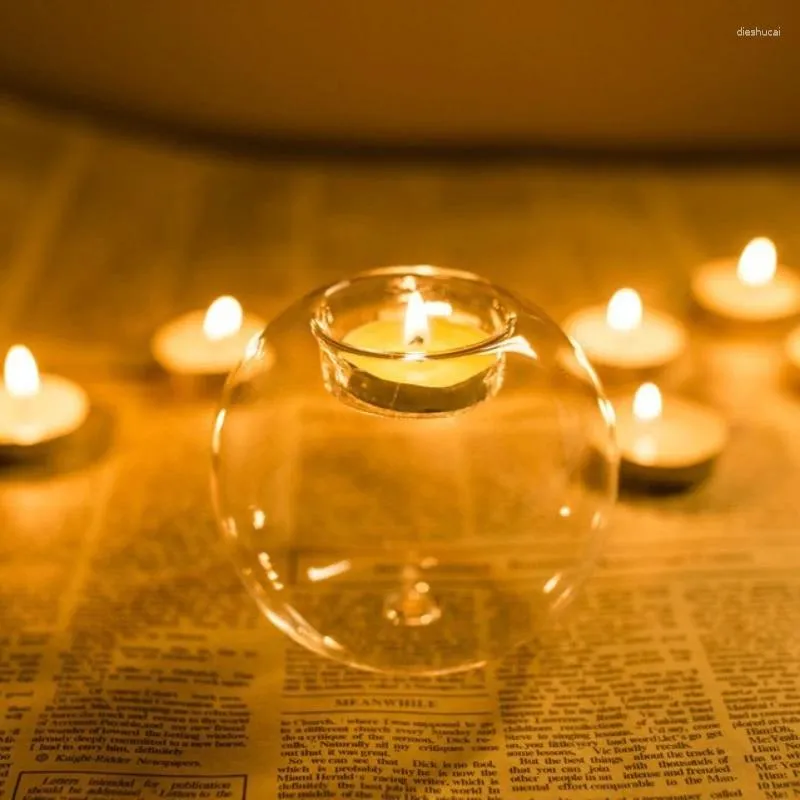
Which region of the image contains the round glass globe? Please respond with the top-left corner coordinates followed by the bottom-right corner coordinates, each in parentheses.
top-left (211, 266), bottom-right (617, 675)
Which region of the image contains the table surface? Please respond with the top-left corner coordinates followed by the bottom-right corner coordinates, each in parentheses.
top-left (1, 96), bottom-right (800, 797)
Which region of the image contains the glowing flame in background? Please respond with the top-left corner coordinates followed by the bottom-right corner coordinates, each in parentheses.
top-left (4, 346), bottom-right (40, 397)
top-left (737, 237), bottom-right (777, 287)
top-left (606, 288), bottom-right (643, 332)
top-left (203, 296), bottom-right (244, 341)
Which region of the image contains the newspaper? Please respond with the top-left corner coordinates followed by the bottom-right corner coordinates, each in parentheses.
top-left (1, 395), bottom-right (800, 800)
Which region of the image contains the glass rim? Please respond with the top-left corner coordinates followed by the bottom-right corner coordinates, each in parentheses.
top-left (313, 264), bottom-right (517, 361)
top-left (322, 263), bottom-right (494, 293)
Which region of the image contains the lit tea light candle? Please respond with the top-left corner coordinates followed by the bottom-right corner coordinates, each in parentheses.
top-left (564, 288), bottom-right (686, 371)
top-left (343, 290), bottom-right (497, 388)
top-left (151, 296), bottom-right (265, 375)
top-left (692, 237), bottom-right (800, 321)
top-left (0, 346), bottom-right (89, 448)
top-left (320, 287), bottom-right (507, 414)
top-left (614, 382), bottom-right (727, 487)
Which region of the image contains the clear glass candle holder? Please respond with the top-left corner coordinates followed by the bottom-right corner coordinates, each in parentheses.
top-left (211, 265), bottom-right (618, 675)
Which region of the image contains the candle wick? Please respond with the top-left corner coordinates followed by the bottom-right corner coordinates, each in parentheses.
top-left (407, 335), bottom-right (425, 347)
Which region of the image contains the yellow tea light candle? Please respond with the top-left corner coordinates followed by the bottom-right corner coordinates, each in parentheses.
top-left (343, 291), bottom-right (496, 388)
top-left (692, 237), bottom-right (800, 321)
top-left (0, 345), bottom-right (89, 448)
top-left (564, 289), bottom-right (686, 371)
top-left (322, 288), bottom-right (506, 414)
top-left (152, 295), bottom-right (265, 375)
top-left (615, 382), bottom-right (727, 488)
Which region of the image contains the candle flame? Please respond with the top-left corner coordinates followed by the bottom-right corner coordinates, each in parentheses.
top-left (203, 296), bottom-right (243, 341)
top-left (4, 345), bottom-right (40, 398)
top-left (737, 237), bottom-right (777, 287)
top-left (404, 291), bottom-right (430, 346)
top-left (633, 382), bottom-right (662, 422)
top-left (606, 288), bottom-right (643, 332)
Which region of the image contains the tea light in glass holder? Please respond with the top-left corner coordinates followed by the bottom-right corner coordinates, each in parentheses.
top-left (212, 264), bottom-right (618, 675)
top-left (692, 237), bottom-right (800, 322)
top-left (329, 288), bottom-right (505, 414)
top-left (0, 345), bottom-right (89, 451)
top-left (564, 288), bottom-right (686, 371)
top-left (344, 291), bottom-right (496, 388)
top-left (152, 296), bottom-right (265, 376)
top-left (614, 382), bottom-right (727, 488)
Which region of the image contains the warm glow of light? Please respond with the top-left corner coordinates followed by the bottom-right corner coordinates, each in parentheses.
top-left (633, 435), bottom-right (659, 463)
top-left (633, 382), bottom-right (663, 422)
top-left (4, 346), bottom-right (39, 398)
top-left (252, 509), bottom-right (266, 530)
top-left (424, 301), bottom-right (452, 317)
top-left (543, 574), bottom-right (561, 594)
top-left (258, 552), bottom-right (272, 570)
top-left (737, 237), bottom-right (777, 287)
top-left (203, 296), bottom-right (243, 341)
top-left (599, 396), bottom-right (617, 428)
top-left (307, 560), bottom-right (352, 583)
top-left (501, 335), bottom-right (539, 360)
top-left (606, 288), bottom-right (643, 332)
top-left (559, 505), bottom-right (572, 518)
top-left (244, 333), bottom-right (261, 359)
top-left (404, 291), bottom-right (430, 346)
top-left (211, 408), bottom-right (226, 455)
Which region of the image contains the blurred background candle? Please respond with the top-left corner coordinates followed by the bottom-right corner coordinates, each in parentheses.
top-left (692, 237), bottom-right (800, 321)
top-left (0, 345), bottom-right (89, 448)
top-left (564, 288), bottom-right (686, 371)
top-left (152, 295), bottom-right (265, 376)
top-left (614, 382), bottom-right (727, 488)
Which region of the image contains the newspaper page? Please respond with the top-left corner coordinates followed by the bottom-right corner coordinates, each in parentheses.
top-left (1, 396), bottom-right (799, 800)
